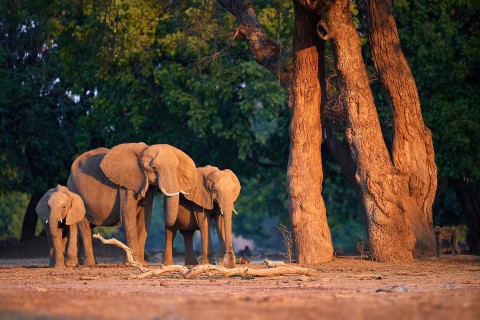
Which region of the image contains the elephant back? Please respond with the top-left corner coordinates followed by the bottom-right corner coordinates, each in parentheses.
top-left (68, 148), bottom-right (121, 226)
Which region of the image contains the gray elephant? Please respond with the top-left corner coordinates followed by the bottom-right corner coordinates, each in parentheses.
top-left (67, 143), bottom-right (197, 265)
top-left (36, 185), bottom-right (86, 268)
top-left (164, 165), bottom-right (241, 268)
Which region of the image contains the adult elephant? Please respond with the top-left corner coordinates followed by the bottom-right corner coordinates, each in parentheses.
top-left (164, 165), bottom-right (241, 268)
top-left (67, 143), bottom-right (197, 265)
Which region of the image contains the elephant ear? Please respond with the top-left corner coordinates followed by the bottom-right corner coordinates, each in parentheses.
top-left (185, 166), bottom-right (219, 210)
top-left (36, 188), bottom-right (55, 224)
top-left (100, 142), bottom-right (149, 197)
top-left (65, 189), bottom-right (86, 225)
top-left (169, 145), bottom-right (197, 195)
top-left (225, 169), bottom-right (241, 202)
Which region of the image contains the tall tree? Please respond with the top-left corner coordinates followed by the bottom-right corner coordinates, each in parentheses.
top-left (394, 0), bottom-right (480, 253)
top-left (217, 0), bottom-right (334, 263)
top-left (361, 0), bottom-right (437, 257)
top-left (217, 0), bottom-right (438, 261)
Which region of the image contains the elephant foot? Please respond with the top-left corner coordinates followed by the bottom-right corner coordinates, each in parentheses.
top-left (198, 257), bottom-right (210, 265)
top-left (83, 258), bottom-right (97, 267)
top-left (163, 257), bottom-right (174, 265)
top-left (223, 251), bottom-right (236, 269)
top-left (133, 259), bottom-right (148, 266)
top-left (53, 263), bottom-right (66, 269)
top-left (65, 259), bottom-right (79, 267)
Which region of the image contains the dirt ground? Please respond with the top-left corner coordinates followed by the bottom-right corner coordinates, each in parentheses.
top-left (0, 238), bottom-right (479, 320)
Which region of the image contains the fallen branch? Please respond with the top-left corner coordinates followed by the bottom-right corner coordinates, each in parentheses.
top-left (132, 265), bottom-right (189, 279)
top-left (93, 233), bottom-right (149, 273)
top-left (264, 258), bottom-right (287, 267)
top-left (94, 234), bottom-right (319, 279)
top-left (184, 264), bottom-right (319, 279)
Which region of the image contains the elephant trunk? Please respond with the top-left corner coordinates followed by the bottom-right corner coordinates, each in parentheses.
top-left (220, 199), bottom-right (236, 268)
top-left (164, 194), bottom-right (179, 227)
top-left (49, 210), bottom-right (65, 268)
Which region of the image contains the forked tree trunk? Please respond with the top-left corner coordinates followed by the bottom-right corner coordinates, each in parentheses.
top-left (321, 0), bottom-right (415, 261)
top-left (287, 1), bottom-right (333, 263)
top-left (363, 0), bottom-right (437, 258)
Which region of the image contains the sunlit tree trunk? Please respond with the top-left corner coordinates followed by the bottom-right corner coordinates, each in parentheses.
top-left (217, 0), bottom-right (333, 263)
top-left (363, 0), bottom-right (437, 257)
top-left (320, 0), bottom-right (415, 261)
top-left (287, 0), bottom-right (333, 263)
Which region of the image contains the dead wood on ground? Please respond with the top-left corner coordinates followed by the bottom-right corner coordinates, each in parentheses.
top-left (94, 234), bottom-right (319, 279)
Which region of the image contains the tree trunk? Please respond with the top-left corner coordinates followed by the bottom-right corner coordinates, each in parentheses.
top-left (322, 0), bottom-right (415, 261)
top-left (363, 0), bottom-right (437, 258)
top-left (20, 190), bottom-right (42, 242)
top-left (287, 1), bottom-right (333, 264)
top-left (452, 180), bottom-right (480, 253)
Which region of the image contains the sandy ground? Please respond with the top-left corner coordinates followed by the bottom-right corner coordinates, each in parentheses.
top-left (0, 238), bottom-right (479, 320)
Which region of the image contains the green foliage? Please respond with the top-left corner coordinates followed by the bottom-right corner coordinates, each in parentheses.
top-left (0, 0), bottom-right (85, 193)
top-left (0, 193), bottom-right (30, 240)
top-left (395, 0), bottom-right (480, 180)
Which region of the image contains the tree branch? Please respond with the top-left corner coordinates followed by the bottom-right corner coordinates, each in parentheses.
top-left (216, 0), bottom-right (292, 94)
top-left (93, 233), bottom-right (149, 273)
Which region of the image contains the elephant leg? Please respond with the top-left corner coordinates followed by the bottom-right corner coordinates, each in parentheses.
top-left (121, 189), bottom-right (143, 265)
top-left (51, 225), bottom-right (65, 268)
top-left (181, 230), bottom-right (198, 265)
top-left (136, 188), bottom-right (154, 264)
top-left (197, 211), bottom-right (210, 264)
top-left (79, 218), bottom-right (96, 266)
top-left (163, 226), bottom-right (176, 265)
top-left (65, 224), bottom-right (79, 267)
top-left (135, 207), bottom-right (148, 265)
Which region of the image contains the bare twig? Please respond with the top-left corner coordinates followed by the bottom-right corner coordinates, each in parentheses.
top-left (277, 223), bottom-right (294, 262)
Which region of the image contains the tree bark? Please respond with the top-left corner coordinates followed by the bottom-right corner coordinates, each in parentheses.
top-left (362, 0), bottom-right (437, 257)
top-left (322, 0), bottom-right (415, 261)
top-left (286, 1), bottom-right (333, 263)
top-left (20, 190), bottom-right (42, 242)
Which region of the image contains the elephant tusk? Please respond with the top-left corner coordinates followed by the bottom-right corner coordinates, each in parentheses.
top-left (233, 208), bottom-right (239, 215)
top-left (45, 219), bottom-right (48, 224)
top-left (160, 188), bottom-right (180, 197)
top-left (220, 208), bottom-right (224, 215)
top-left (180, 189), bottom-right (190, 196)
top-left (60, 219), bottom-right (63, 223)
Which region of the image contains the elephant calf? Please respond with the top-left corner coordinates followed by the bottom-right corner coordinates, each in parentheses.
top-left (164, 166), bottom-right (241, 268)
top-left (36, 185), bottom-right (86, 268)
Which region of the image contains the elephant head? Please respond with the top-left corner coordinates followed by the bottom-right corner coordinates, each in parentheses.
top-left (185, 165), bottom-right (241, 268)
top-left (99, 143), bottom-right (197, 226)
top-left (36, 185), bottom-right (86, 227)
